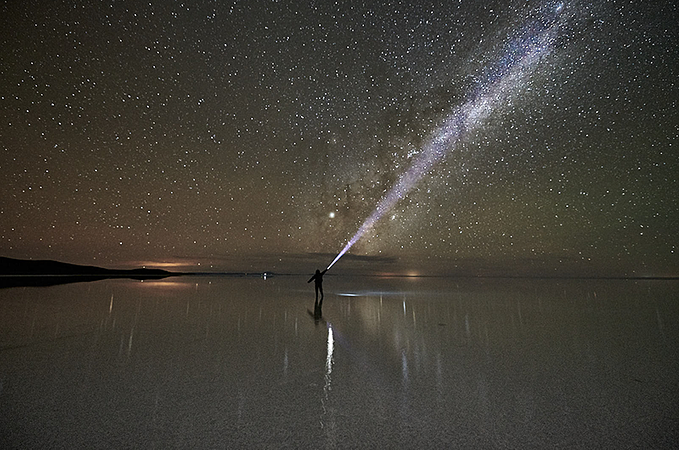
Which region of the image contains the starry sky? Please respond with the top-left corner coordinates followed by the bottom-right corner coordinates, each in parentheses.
top-left (1, 0), bottom-right (677, 277)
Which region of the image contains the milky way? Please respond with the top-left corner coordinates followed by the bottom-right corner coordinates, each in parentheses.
top-left (328, 2), bottom-right (567, 270)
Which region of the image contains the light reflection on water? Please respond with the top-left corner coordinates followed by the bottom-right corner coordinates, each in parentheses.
top-left (322, 324), bottom-right (336, 447)
top-left (0, 276), bottom-right (677, 448)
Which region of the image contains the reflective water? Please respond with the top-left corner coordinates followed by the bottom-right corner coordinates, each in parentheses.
top-left (0, 276), bottom-right (677, 448)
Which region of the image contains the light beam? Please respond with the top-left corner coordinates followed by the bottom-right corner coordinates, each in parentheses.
top-left (327, 4), bottom-right (566, 271)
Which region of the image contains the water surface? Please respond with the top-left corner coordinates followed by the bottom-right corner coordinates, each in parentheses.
top-left (0, 276), bottom-right (677, 448)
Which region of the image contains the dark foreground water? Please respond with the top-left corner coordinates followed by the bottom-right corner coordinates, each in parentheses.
top-left (0, 276), bottom-right (677, 449)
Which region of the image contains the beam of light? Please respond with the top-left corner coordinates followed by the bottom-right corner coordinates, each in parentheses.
top-left (327, 4), bottom-right (566, 271)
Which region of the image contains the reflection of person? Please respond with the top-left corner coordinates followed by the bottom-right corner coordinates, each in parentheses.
top-left (312, 298), bottom-right (323, 323)
top-left (307, 295), bottom-right (325, 325)
top-left (308, 268), bottom-right (328, 304)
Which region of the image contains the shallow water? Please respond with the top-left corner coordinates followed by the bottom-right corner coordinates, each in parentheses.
top-left (0, 276), bottom-right (677, 448)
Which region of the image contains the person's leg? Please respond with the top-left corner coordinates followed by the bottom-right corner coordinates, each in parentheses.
top-left (315, 285), bottom-right (319, 302)
top-left (319, 285), bottom-right (324, 302)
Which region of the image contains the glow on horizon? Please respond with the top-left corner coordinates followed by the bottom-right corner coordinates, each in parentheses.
top-left (130, 260), bottom-right (195, 269)
top-left (327, 5), bottom-right (565, 271)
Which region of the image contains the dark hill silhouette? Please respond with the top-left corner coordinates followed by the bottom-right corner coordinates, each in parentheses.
top-left (0, 257), bottom-right (181, 288)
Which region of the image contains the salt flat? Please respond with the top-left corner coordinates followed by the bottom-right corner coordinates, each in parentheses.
top-left (0, 276), bottom-right (677, 448)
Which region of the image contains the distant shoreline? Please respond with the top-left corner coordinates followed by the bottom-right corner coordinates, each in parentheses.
top-left (0, 256), bottom-right (179, 277)
top-left (0, 256), bottom-right (184, 288)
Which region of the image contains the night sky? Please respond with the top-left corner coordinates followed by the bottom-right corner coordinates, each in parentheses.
top-left (1, 0), bottom-right (677, 276)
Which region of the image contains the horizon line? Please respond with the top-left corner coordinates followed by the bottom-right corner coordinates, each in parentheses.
top-left (178, 272), bottom-right (679, 281)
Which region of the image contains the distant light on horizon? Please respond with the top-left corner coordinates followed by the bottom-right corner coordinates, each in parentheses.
top-left (130, 260), bottom-right (197, 270)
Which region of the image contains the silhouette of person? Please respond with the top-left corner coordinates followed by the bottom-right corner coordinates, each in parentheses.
top-left (308, 268), bottom-right (328, 304)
